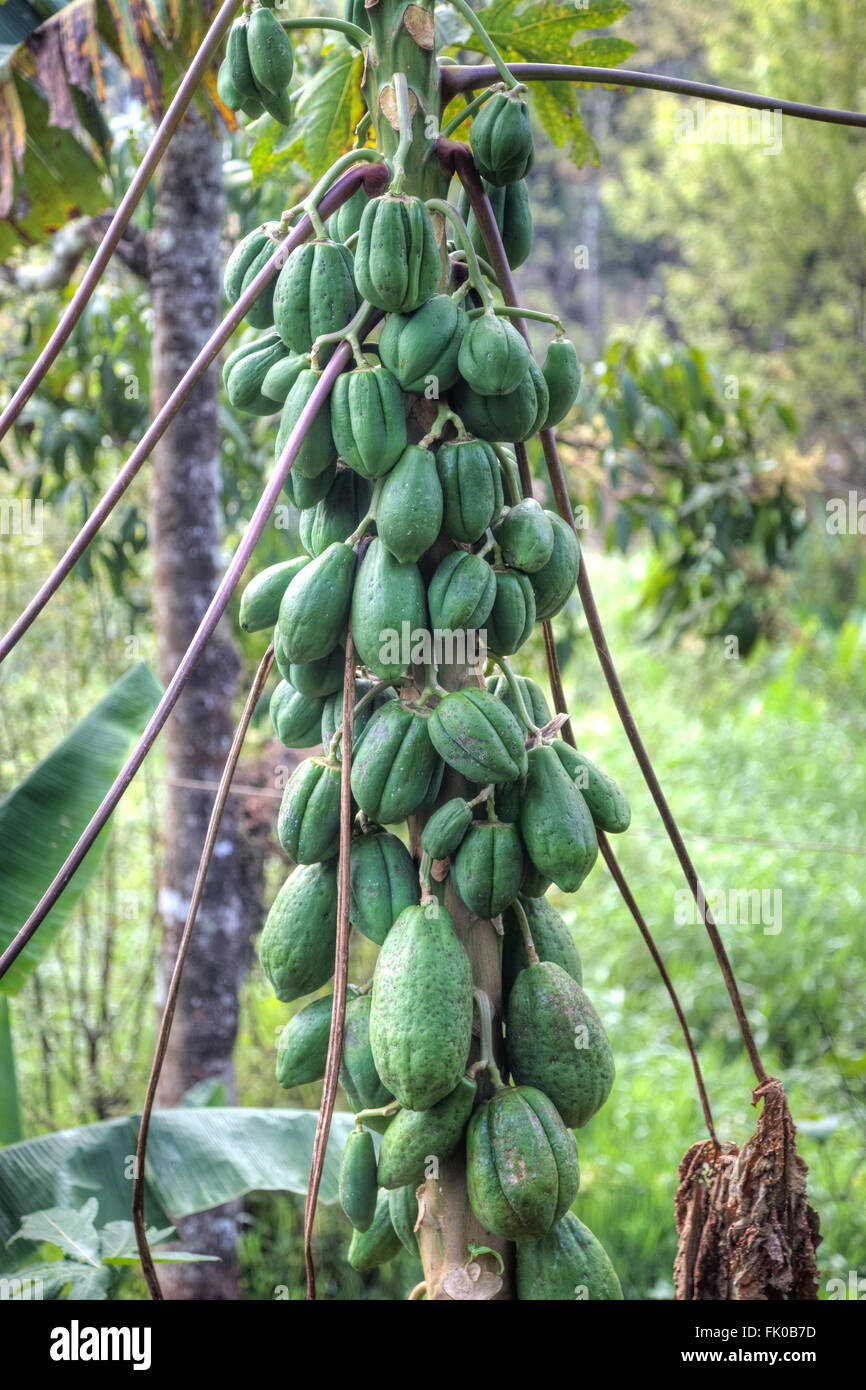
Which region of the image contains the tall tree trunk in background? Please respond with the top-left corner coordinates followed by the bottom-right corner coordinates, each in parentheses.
top-left (149, 111), bottom-right (248, 1300)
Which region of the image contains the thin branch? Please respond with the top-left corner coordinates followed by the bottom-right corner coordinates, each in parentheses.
top-left (304, 633), bottom-right (356, 1302)
top-left (0, 0), bottom-right (240, 444)
top-left (441, 63), bottom-right (866, 129)
top-left (0, 313), bottom-right (381, 985)
top-left (132, 643), bottom-right (275, 1300)
top-left (0, 163), bottom-right (389, 665)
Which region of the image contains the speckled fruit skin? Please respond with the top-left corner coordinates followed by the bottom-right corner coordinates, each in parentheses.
top-left (451, 821), bottom-right (525, 920)
top-left (519, 744), bottom-right (598, 893)
top-left (339, 1126), bottom-right (378, 1232)
top-left (466, 1084), bottom-right (580, 1242)
top-left (347, 1189), bottom-right (403, 1270)
top-left (516, 1212), bottom-right (623, 1300)
top-left (258, 861), bottom-right (338, 1003)
top-left (502, 896), bottom-right (583, 1002)
top-left (348, 831), bottom-right (420, 946)
top-left (552, 741), bottom-right (632, 834)
top-left (339, 993), bottom-right (393, 1114)
top-left (350, 701), bottom-right (441, 825)
top-left (275, 992), bottom-right (334, 1089)
top-left (377, 1075), bottom-right (477, 1190)
top-left (277, 756), bottom-right (341, 864)
top-left (506, 960), bottom-right (615, 1129)
top-left (369, 905), bottom-right (473, 1111)
top-left (427, 687), bottom-right (528, 785)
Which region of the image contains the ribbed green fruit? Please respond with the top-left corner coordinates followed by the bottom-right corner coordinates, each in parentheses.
top-left (259, 861), bottom-right (338, 1003)
top-left (542, 337), bottom-right (582, 431)
top-left (466, 1085), bottom-right (579, 1242)
top-left (299, 468), bottom-right (371, 558)
top-left (328, 183), bottom-right (370, 242)
top-left (377, 1075), bottom-right (477, 1190)
top-left (269, 680), bottom-right (325, 749)
top-left (420, 798), bottom-right (474, 860)
top-left (517, 1213), bottom-right (623, 1300)
top-left (378, 294), bottom-right (467, 394)
top-left (458, 177), bottom-right (533, 270)
top-left (340, 1126), bottom-right (378, 1232)
top-left (277, 756), bottom-right (342, 864)
top-left (283, 460), bottom-right (338, 510)
top-left (470, 90), bottom-right (535, 186)
top-left (369, 904), bottom-right (474, 1111)
top-left (427, 551), bottom-right (497, 634)
top-left (289, 647), bottom-right (345, 700)
top-left (224, 20), bottom-right (261, 105)
top-left (506, 960), bottom-right (615, 1129)
top-left (529, 512), bottom-right (581, 621)
top-left (485, 569), bottom-right (536, 656)
top-left (331, 366), bottom-right (408, 479)
top-left (223, 332), bottom-right (287, 414)
top-left (489, 672), bottom-right (551, 729)
top-left (436, 438), bottom-right (504, 543)
top-left (350, 701), bottom-right (441, 825)
top-left (235, 234), bottom-right (280, 330)
top-left (449, 357), bottom-right (549, 443)
top-left (502, 896), bottom-right (583, 1001)
top-left (521, 861), bottom-right (552, 899)
top-left (275, 992), bottom-right (335, 1089)
top-left (349, 832), bottom-right (420, 946)
top-left (320, 679), bottom-right (394, 761)
top-left (388, 1186), bottom-right (420, 1255)
top-left (354, 194), bottom-right (442, 313)
top-left (275, 369), bottom-right (337, 478)
top-left (240, 557), bottom-right (309, 633)
top-left (458, 311), bottom-right (530, 396)
top-left (519, 745), bottom-right (598, 893)
top-left (277, 542), bottom-right (355, 665)
top-left (347, 1190), bottom-right (402, 1270)
top-left (260, 352), bottom-right (307, 406)
top-left (452, 820), bottom-right (525, 919)
top-left (376, 445), bottom-right (443, 564)
top-left (428, 687), bottom-right (528, 785)
top-left (552, 741), bottom-right (631, 834)
top-left (344, 0), bottom-right (372, 50)
top-left (340, 993), bottom-right (394, 1113)
top-left (494, 499), bottom-right (555, 574)
top-left (247, 5), bottom-right (294, 96)
top-left (273, 240), bottom-right (358, 362)
top-left (351, 538), bottom-right (428, 680)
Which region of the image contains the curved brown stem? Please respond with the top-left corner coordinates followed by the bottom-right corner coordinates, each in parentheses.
top-left (132, 643), bottom-right (276, 1300)
top-left (440, 62), bottom-right (866, 129)
top-left (304, 634), bottom-right (357, 1301)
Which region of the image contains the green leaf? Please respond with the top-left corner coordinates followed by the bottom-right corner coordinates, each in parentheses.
top-left (0, 998), bottom-right (21, 1146)
top-left (530, 81), bottom-right (599, 168)
top-left (8, 1199), bottom-right (102, 1265)
top-left (251, 44), bottom-right (365, 187)
top-left (482, 0), bottom-right (633, 63)
top-left (0, 662), bottom-right (162, 997)
top-left (98, 1219), bottom-right (217, 1265)
top-left (0, 1108), bottom-right (355, 1271)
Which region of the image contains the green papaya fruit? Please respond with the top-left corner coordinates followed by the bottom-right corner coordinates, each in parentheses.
top-left (552, 742), bottom-right (631, 834)
top-left (283, 459), bottom-right (338, 510)
top-left (494, 499), bottom-right (555, 574)
top-left (489, 672), bottom-right (551, 729)
top-left (506, 960), bottom-right (615, 1129)
top-left (351, 538), bottom-right (428, 681)
top-left (328, 183), bottom-right (370, 243)
top-left (275, 368), bottom-right (337, 478)
top-left (378, 294), bottom-right (467, 395)
top-left (350, 701), bottom-right (441, 825)
top-left (458, 177), bottom-right (533, 270)
top-left (273, 239), bottom-right (358, 361)
top-left (521, 861), bottom-right (552, 898)
top-left (247, 5), bottom-right (294, 97)
top-left (277, 542), bottom-right (355, 664)
top-left (224, 226), bottom-right (271, 306)
top-left (224, 332), bottom-right (287, 414)
top-left (259, 861), bottom-right (338, 1003)
top-left (347, 1189), bottom-right (403, 1270)
top-left (225, 19), bottom-right (262, 104)
top-left (289, 646), bottom-right (345, 700)
top-left (470, 90), bottom-right (535, 186)
top-left (420, 797), bottom-right (474, 860)
top-left (339, 1126), bottom-right (378, 1232)
top-left (519, 744), bottom-right (598, 893)
top-left (340, 993), bottom-right (394, 1113)
top-left (485, 568), bottom-right (536, 656)
top-left (369, 904), bottom-right (474, 1111)
top-left (427, 551), bottom-right (497, 636)
top-left (502, 896), bottom-right (583, 1001)
top-left (299, 468), bottom-right (372, 557)
top-left (449, 357), bottom-right (549, 443)
top-left (349, 831), bottom-right (420, 946)
top-left (378, 1075), bottom-right (477, 1190)
top-left (493, 779), bottom-right (522, 825)
top-left (270, 680), bottom-right (325, 748)
top-left (331, 366), bottom-right (408, 480)
top-left (457, 310), bottom-right (530, 396)
top-left (260, 352), bottom-right (307, 406)
top-left (259, 85), bottom-right (293, 125)
top-left (529, 512), bottom-right (581, 621)
top-left (355, 194), bottom-right (442, 313)
top-left (428, 687), bottom-right (528, 785)
top-left (375, 445), bottom-right (444, 564)
top-left (239, 557), bottom-right (309, 633)
top-left (277, 756), bottom-right (342, 864)
top-left (542, 337), bottom-right (582, 431)
top-left (275, 991), bottom-right (335, 1089)
top-left (344, 0), bottom-right (372, 50)
top-left (466, 1085), bottom-right (579, 1242)
top-left (320, 679), bottom-right (394, 761)
top-left (452, 820), bottom-right (525, 919)
top-left (388, 1185), bottom-right (420, 1255)
top-left (217, 58), bottom-right (243, 112)
top-left (237, 234), bottom-right (280, 329)
top-left (516, 1212), bottom-right (623, 1300)
top-left (435, 438), bottom-right (503, 544)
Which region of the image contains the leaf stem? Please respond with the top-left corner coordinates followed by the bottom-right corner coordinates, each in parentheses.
top-left (439, 87), bottom-right (495, 140)
top-left (467, 305), bottom-right (563, 331)
top-left (276, 15), bottom-right (371, 48)
top-left (510, 898), bottom-right (539, 966)
top-left (473, 988), bottom-right (505, 1089)
top-left (493, 656), bottom-right (540, 735)
top-left (444, 1), bottom-right (520, 90)
top-left (426, 198), bottom-right (492, 306)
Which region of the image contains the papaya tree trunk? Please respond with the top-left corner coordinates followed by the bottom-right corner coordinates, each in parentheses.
top-left (148, 109), bottom-right (248, 1300)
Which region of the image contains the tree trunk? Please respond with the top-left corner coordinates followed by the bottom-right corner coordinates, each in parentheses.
top-left (149, 111), bottom-right (248, 1301)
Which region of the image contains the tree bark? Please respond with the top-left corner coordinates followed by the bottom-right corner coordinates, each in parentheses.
top-left (148, 111), bottom-right (248, 1300)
